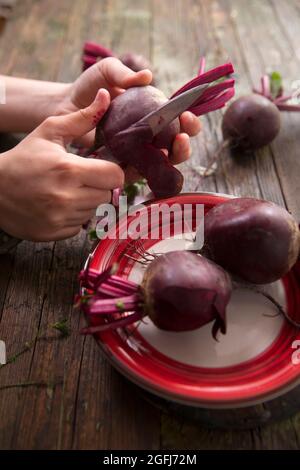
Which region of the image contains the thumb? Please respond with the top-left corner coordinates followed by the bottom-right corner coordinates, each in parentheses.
top-left (40, 88), bottom-right (110, 143)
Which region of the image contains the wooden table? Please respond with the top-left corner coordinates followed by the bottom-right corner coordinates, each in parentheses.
top-left (0, 0), bottom-right (300, 450)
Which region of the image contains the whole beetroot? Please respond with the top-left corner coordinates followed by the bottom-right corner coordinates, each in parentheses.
top-left (203, 197), bottom-right (300, 284)
top-left (222, 94), bottom-right (281, 150)
top-left (141, 251), bottom-right (231, 335)
top-left (82, 41), bottom-right (155, 83)
top-left (78, 251), bottom-right (233, 339)
top-left (119, 52), bottom-right (153, 75)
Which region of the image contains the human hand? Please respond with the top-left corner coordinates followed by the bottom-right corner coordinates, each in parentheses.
top-left (55, 58), bottom-right (201, 169)
top-left (0, 90), bottom-right (124, 241)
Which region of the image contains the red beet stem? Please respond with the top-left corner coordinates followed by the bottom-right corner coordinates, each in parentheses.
top-left (274, 94), bottom-right (293, 104)
top-left (79, 266), bottom-right (116, 290)
top-left (106, 276), bottom-right (138, 292)
top-left (81, 311), bottom-right (143, 335)
top-left (95, 284), bottom-right (130, 299)
top-left (87, 293), bottom-right (141, 315)
top-left (191, 88), bottom-right (235, 115)
top-left (276, 103), bottom-right (300, 111)
top-left (83, 41), bottom-right (115, 58)
top-left (198, 56), bottom-right (206, 76)
top-left (82, 55), bottom-right (97, 70)
top-left (171, 63), bottom-right (234, 98)
top-left (112, 187), bottom-right (121, 206)
top-left (97, 278), bottom-right (138, 298)
top-left (191, 79), bottom-right (235, 108)
top-left (253, 75), bottom-right (300, 112)
top-left (261, 75), bottom-right (271, 98)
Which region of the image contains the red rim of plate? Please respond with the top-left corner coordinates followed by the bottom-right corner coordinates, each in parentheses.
top-left (83, 192), bottom-right (300, 408)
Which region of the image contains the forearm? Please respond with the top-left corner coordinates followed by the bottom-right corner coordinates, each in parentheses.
top-left (0, 75), bottom-right (70, 133)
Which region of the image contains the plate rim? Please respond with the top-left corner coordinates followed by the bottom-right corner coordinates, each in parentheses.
top-left (83, 191), bottom-right (300, 408)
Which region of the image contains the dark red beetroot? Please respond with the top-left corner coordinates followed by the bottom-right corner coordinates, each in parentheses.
top-left (222, 72), bottom-right (300, 152)
top-left (96, 86), bottom-right (180, 152)
top-left (222, 94), bottom-right (281, 150)
top-left (119, 52), bottom-right (152, 74)
top-left (78, 251), bottom-right (232, 338)
top-left (95, 86), bottom-right (182, 198)
top-left (203, 198), bottom-right (300, 284)
top-left (82, 41), bottom-right (155, 83)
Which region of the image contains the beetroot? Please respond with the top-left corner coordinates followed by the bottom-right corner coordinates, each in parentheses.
top-left (119, 52), bottom-right (152, 74)
top-left (222, 94), bottom-right (281, 150)
top-left (82, 41), bottom-right (155, 82)
top-left (222, 72), bottom-right (300, 152)
top-left (203, 197), bottom-right (300, 284)
top-left (78, 251), bottom-right (232, 338)
top-left (93, 63), bottom-right (234, 198)
top-left (96, 86), bottom-right (180, 153)
top-left (95, 85), bottom-right (182, 198)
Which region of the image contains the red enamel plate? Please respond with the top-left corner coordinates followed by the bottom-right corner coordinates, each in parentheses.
top-left (84, 193), bottom-right (300, 408)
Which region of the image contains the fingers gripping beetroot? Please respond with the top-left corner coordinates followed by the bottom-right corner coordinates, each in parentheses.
top-left (77, 251), bottom-right (232, 339)
top-left (94, 64), bottom-right (234, 198)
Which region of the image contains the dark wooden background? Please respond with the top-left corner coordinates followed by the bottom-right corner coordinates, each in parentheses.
top-left (0, 0), bottom-right (300, 449)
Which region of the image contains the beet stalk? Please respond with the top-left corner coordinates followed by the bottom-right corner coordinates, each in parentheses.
top-left (78, 251), bottom-right (232, 339)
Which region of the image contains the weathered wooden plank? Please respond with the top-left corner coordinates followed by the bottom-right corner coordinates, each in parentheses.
top-left (0, 0), bottom-right (83, 449)
top-left (66, 0), bottom-right (160, 450)
top-left (1, 0), bottom-right (300, 451)
top-left (156, 0), bottom-right (299, 450)
top-left (0, 0), bottom-right (158, 450)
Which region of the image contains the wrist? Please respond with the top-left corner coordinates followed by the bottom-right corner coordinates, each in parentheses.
top-left (36, 82), bottom-right (72, 121)
top-left (0, 76), bottom-right (71, 133)
top-left (0, 153), bottom-right (21, 249)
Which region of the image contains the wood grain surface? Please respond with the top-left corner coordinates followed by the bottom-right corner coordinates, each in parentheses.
top-left (0, 0), bottom-right (300, 450)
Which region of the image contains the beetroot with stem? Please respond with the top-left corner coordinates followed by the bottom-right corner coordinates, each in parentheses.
top-left (222, 94), bottom-right (281, 150)
top-left (222, 71), bottom-right (300, 151)
top-left (201, 72), bottom-right (300, 176)
top-left (93, 63), bottom-right (234, 198)
top-left (202, 197), bottom-right (300, 284)
top-left (78, 251), bottom-right (232, 339)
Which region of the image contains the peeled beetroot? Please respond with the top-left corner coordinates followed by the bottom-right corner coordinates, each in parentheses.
top-left (222, 94), bottom-right (281, 150)
top-left (78, 251), bottom-right (232, 338)
top-left (95, 86), bottom-right (182, 198)
top-left (203, 197), bottom-right (300, 284)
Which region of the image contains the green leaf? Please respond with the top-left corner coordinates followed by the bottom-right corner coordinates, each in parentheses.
top-left (116, 300), bottom-right (125, 311)
top-left (269, 71), bottom-right (283, 99)
top-left (123, 179), bottom-right (146, 205)
top-left (51, 318), bottom-right (70, 338)
top-left (88, 228), bottom-right (98, 241)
